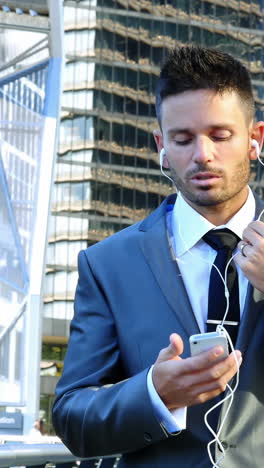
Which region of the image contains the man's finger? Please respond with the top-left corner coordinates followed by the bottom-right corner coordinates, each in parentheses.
top-left (181, 350), bottom-right (242, 388)
top-left (156, 333), bottom-right (184, 363)
top-left (184, 347), bottom-right (241, 374)
top-left (191, 355), bottom-right (242, 405)
top-left (244, 220), bottom-right (264, 237)
top-left (235, 242), bottom-right (252, 268)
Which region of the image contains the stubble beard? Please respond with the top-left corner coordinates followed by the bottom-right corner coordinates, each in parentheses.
top-left (169, 157), bottom-right (251, 207)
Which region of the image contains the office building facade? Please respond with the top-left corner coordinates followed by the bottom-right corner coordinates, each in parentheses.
top-left (41, 0), bottom-right (264, 431)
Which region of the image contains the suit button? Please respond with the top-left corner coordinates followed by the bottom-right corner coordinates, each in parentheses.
top-left (221, 441), bottom-right (228, 450)
top-left (144, 432), bottom-right (152, 442)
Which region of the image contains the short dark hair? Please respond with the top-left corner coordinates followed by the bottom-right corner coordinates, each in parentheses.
top-left (155, 45), bottom-right (255, 126)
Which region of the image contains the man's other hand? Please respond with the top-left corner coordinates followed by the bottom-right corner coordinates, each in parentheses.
top-left (236, 220), bottom-right (264, 293)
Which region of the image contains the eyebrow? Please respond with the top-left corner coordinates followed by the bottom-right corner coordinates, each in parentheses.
top-left (167, 128), bottom-right (190, 136)
top-left (167, 124), bottom-right (234, 137)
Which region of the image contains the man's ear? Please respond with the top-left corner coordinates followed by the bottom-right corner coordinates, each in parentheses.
top-left (153, 129), bottom-right (170, 168)
top-left (153, 129), bottom-right (163, 153)
top-left (250, 121), bottom-right (264, 160)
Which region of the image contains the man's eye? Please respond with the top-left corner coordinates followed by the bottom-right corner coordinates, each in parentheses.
top-left (212, 133), bottom-right (231, 141)
top-left (174, 139), bottom-right (192, 146)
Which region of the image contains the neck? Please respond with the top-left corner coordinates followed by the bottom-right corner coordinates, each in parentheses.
top-left (182, 187), bottom-right (249, 226)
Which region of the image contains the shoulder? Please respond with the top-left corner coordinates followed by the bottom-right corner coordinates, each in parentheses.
top-left (81, 193), bottom-right (176, 261)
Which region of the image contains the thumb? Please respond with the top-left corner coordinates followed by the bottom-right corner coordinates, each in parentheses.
top-left (156, 333), bottom-right (184, 363)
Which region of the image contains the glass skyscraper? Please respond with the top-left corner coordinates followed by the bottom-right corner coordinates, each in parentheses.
top-left (41, 0), bottom-right (264, 431)
top-left (0, 0), bottom-right (63, 434)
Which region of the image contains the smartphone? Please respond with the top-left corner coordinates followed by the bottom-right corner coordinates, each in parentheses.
top-left (189, 330), bottom-right (229, 360)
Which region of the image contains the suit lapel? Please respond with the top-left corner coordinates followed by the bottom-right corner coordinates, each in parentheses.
top-left (237, 285), bottom-right (264, 354)
top-left (139, 200), bottom-right (200, 338)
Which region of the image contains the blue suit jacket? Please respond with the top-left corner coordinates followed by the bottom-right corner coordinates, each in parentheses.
top-left (53, 193), bottom-right (264, 467)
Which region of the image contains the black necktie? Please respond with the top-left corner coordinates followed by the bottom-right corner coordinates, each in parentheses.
top-left (203, 228), bottom-right (240, 346)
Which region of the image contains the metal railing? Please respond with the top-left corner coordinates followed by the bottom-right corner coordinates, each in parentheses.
top-left (0, 442), bottom-right (120, 468)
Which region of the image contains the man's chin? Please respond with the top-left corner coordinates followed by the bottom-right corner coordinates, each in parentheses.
top-left (180, 190), bottom-right (227, 207)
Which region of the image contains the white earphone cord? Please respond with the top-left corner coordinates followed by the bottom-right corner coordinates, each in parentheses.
top-left (163, 140), bottom-right (262, 465)
top-left (159, 148), bottom-right (175, 185)
top-left (202, 139), bottom-right (262, 465)
top-left (177, 224), bottom-right (239, 468)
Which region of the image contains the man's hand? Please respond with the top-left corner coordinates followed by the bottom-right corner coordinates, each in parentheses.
top-left (152, 333), bottom-right (242, 410)
top-left (235, 220), bottom-right (264, 293)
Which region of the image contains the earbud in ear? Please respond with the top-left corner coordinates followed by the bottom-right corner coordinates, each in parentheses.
top-left (160, 148), bottom-right (166, 166)
top-left (251, 139), bottom-right (260, 158)
top-left (159, 148), bottom-right (174, 185)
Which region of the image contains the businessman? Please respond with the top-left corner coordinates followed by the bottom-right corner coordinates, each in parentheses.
top-left (53, 46), bottom-right (264, 467)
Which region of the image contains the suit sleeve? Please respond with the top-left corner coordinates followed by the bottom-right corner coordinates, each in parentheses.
top-left (52, 250), bottom-right (168, 457)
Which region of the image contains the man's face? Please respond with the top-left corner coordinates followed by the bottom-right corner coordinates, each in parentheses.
top-left (157, 89), bottom-right (255, 215)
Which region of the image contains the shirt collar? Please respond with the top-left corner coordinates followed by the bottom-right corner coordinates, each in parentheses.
top-left (172, 188), bottom-right (255, 257)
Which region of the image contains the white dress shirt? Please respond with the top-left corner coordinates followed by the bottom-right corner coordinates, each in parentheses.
top-left (147, 188), bottom-right (256, 432)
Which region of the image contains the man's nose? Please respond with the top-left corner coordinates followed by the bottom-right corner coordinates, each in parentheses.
top-left (192, 137), bottom-right (214, 164)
